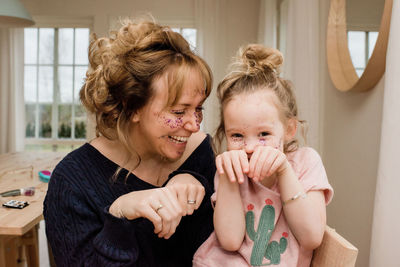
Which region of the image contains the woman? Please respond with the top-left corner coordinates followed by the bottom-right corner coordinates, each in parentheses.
top-left (44, 19), bottom-right (215, 267)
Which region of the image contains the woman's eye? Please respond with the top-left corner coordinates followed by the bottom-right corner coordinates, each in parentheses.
top-left (171, 110), bottom-right (185, 116)
top-left (259, 132), bottom-right (270, 137)
top-left (195, 106), bottom-right (204, 113)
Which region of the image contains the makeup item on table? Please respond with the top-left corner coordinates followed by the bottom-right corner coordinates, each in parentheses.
top-left (2, 200), bottom-right (29, 209)
top-left (0, 187), bottom-right (35, 197)
top-left (38, 170), bottom-right (52, 183)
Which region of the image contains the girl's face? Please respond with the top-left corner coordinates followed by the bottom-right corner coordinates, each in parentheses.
top-left (223, 90), bottom-right (292, 159)
top-left (131, 67), bottom-right (206, 162)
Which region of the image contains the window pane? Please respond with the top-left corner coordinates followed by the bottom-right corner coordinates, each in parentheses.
top-left (356, 69), bottom-right (364, 77)
top-left (59, 66), bottom-right (73, 103)
top-left (75, 104), bottom-right (86, 139)
top-left (74, 66), bottom-right (87, 102)
top-left (38, 66), bottom-right (53, 102)
top-left (182, 28), bottom-right (197, 49)
top-left (368, 32), bottom-right (378, 59)
top-left (58, 104), bottom-right (72, 138)
top-left (75, 28), bottom-right (89, 65)
top-left (348, 31), bottom-right (366, 69)
top-left (24, 28), bottom-right (37, 64)
top-left (24, 66), bottom-right (37, 102)
top-left (39, 28), bottom-right (54, 64)
top-left (59, 28), bottom-right (74, 65)
top-left (39, 104), bottom-right (52, 138)
top-left (25, 103), bottom-right (36, 137)
top-left (171, 28), bottom-right (180, 33)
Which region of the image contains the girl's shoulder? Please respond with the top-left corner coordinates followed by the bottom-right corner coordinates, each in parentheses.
top-left (287, 147), bottom-right (323, 171)
top-left (287, 146), bottom-right (321, 160)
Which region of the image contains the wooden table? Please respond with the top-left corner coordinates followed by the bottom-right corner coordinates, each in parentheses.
top-left (0, 151), bottom-right (65, 267)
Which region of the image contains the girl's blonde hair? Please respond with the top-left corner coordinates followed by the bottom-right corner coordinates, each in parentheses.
top-left (214, 44), bottom-right (307, 154)
top-left (80, 19), bottom-right (213, 163)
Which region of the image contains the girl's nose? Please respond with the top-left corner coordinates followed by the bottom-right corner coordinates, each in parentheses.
top-left (244, 139), bottom-right (258, 155)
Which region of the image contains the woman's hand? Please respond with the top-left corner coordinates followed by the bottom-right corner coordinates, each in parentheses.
top-left (166, 173), bottom-right (205, 216)
top-left (248, 146), bottom-right (290, 182)
top-left (215, 150), bottom-right (249, 184)
top-left (109, 187), bottom-right (184, 239)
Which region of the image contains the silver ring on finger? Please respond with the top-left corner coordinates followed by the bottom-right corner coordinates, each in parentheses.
top-left (187, 200), bottom-right (196, 205)
top-left (155, 204), bottom-right (163, 212)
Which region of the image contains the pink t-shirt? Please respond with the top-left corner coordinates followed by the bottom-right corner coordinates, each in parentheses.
top-left (193, 147), bottom-right (334, 267)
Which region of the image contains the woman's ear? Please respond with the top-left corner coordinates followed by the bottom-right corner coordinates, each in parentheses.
top-left (131, 111), bottom-right (140, 123)
top-left (285, 118), bottom-right (297, 142)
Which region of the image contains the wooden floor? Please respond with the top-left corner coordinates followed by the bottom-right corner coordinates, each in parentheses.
top-left (38, 220), bottom-right (50, 267)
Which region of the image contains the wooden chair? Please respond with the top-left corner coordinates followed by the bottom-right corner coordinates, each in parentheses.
top-left (311, 225), bottom-right (358, 267)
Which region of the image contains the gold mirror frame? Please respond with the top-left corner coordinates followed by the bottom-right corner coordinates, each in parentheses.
top-left (327, 0), bottom-right (393, 92)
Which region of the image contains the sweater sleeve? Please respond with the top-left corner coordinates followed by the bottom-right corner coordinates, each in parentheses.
top-left (44, 171), bottom-right (141, 267)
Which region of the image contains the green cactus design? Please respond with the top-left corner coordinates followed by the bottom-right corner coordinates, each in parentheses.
top-left (245, 200), bottom-right (288, 266)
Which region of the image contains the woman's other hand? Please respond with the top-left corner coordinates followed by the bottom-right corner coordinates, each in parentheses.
top-left (166, 173), bottom-right (205, 216)
top-left (109, 187), bottom-right (184, 239)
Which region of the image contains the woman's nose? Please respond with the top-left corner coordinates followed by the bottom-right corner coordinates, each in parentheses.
top-left (183, 113), bottom-right (201, 132)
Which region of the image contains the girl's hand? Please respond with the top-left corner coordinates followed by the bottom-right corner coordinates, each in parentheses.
top-left (166, 173), bottom-right (205, 215)
top-left (216, 150), bottom-right (249, 184)
top-left (109, 187), bottom-right (184, 239)
top-left (248, 145), bottom-right (290, 182)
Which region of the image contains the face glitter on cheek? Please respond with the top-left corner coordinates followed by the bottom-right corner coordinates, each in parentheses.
top-left (259, 136), bottom-right (280, 149)
top-left (194, 111), bottom-right (203, 128)
top-left (259, 139), bottom-right (267, 146)
top-left (228, 136), bottom-right (245, 149)
top-left (156, 112), bottom-right (184, 129)
top-left (165, 117), bottom-right (183, 129)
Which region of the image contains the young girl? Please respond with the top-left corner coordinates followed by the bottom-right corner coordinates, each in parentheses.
top-left (193, 44), bottom-right (333, 267)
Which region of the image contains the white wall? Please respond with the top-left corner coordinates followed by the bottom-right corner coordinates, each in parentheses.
top-left (347, 0), bottom-right (385, 31)
top-left (320, 1), bottom-right (384, 266)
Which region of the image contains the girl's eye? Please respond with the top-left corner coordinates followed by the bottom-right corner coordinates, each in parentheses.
top-left (259, 132), bottom-right (270, 137)
top-left (231, 133), bottom-right (243, 138)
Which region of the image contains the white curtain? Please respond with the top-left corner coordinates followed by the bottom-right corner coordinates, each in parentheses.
top-left (256, 0), bottom-right (321, 150)
top-left (269, 0), bottom-right (321, 151)
top-left (0, 28), bottom-right (25, 154)
top-left (370, 1), bottom-right (400, 265)
top-left (257, 0), bottom-right (278, 48)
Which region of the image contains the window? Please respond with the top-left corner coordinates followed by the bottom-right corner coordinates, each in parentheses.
top-left (347, 31), bottom-right (378, 77)
top-left (24, 27), bottom-right (90, 152)
top-left (171, 27), bottom-right (197, 50)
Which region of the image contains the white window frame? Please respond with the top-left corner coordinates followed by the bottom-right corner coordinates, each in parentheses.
top-left (24, 16), bottom-right (93, 150)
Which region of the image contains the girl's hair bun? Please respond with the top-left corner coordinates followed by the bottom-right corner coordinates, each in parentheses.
top-left (239, 44), bottom-right (283, 75)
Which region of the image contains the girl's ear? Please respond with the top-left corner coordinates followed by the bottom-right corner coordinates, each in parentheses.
top-left (285, 118), bottom-right (297, 142)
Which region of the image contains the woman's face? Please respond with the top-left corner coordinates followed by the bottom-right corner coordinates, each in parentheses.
top-left (132, 67), bottom-right (206, 162)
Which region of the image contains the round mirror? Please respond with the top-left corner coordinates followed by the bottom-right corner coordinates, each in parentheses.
top-left (326, 0), bottom-right (393, 92)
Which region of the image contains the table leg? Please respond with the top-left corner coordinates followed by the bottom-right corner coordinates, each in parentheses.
top-left (22, 224), bottom-right (39, 267)
top-left (0, 236), bottom-right (7, 267)
top-left (0, 235), bottom-right (20, 267)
